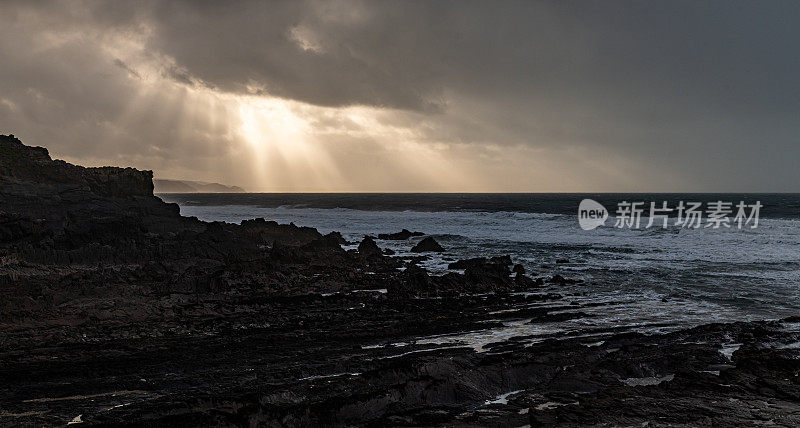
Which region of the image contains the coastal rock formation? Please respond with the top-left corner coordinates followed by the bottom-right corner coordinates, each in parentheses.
top-left (357, 236), bottom-right (383, 258)
top-left (448, 255), bottom-right (513, 270)
top-left (411, 236), bottom-right (445, 252)
top-left (377, 229), bottom-right (425, 240)
top-left (239, 217), bottom-right (323, 246)
top-left (1, 134), bottom-right (154, 197)
top-left (448, 257), bottom-right (488, 270)
top-left (1, 134), bottom-right (798, 426)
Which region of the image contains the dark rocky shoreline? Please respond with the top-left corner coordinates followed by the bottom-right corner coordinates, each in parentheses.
top-left (2, 134), bottom-right (800, 426)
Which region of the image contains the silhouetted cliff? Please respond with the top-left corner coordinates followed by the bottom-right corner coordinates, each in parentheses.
top-left (0, 134), bottom-right (154, 198)
top-left (0, 134), bottom-right (320, 263)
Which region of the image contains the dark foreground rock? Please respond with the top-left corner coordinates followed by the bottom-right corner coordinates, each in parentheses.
top-left (377, 229), bottom-right (425, 240)
top-left (448, 255), bottom-right (512, 270)
top-left (378, 229), bottom-right (425, 241)
top-left (357, 236), bottom-right (383, 258)
top-left (2, 134), bottom-right (799, 426)
top-left (411, 236), bottom-right (445, 252)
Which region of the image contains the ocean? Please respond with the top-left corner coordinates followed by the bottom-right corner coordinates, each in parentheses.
top-left (160, 193), bottom-right (800, 344)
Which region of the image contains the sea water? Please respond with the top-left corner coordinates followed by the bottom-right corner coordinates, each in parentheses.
top-left (160, 193), bottom-right (800, 343)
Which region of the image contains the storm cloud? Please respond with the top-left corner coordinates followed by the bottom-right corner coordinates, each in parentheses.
top-left (1, 0), bottom-right (799, 191)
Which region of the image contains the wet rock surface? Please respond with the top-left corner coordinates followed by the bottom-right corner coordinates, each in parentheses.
top-left (377, 229), bottom-right (425, 240)
top-left (410, 236), bottom-right (445, 252)
top-left (357, 236), bottom-right (383, 259)
top-left (2, 134), bottom-right (800, 426)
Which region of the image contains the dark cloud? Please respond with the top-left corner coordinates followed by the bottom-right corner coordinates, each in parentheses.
top-left (1, 0), bottom-right (799, 191)
top-left (161, 65), bottom-right (196, 87)
top-left (113, 59), bottom-right (142, 80)
top-left (140, 0), bottom-right (445, 111)
top-left (137, 1), bottom-right (800, 113)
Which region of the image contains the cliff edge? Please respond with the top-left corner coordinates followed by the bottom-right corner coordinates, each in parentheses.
top-left (0, 134), bottom-right (154, 198)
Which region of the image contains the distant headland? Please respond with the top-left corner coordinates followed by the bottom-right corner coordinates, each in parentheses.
top-left (154, 179), bottom-right (245, 193)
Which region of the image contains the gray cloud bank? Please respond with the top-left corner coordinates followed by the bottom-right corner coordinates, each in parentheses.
top-left (1, 0), bottom-right (799, 191)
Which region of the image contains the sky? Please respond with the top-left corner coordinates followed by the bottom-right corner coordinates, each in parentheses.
top-left (1, 0), bottom-right (799, 192)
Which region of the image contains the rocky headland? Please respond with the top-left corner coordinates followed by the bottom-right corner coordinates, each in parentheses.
top-left (1, 134), bottom-right (799, 426)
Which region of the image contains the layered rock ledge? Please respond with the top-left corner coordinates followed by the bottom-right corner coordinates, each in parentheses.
top-left (1, 134), bottom-right (799, 427)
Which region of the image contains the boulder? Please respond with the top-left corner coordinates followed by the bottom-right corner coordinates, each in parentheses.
top-left (378, 229), bottom-right (425, 240)
top-left (411, 237), bottom-right (444, 253)
top-left (448, 257), bottom-right (487, 270)
top-left (464, 261), bottom-right (513, 292)
top-left (388, 265), bottom-right (436, 296)
top-left (358, 236), bottom-right (383, 258)
top-left (301, 232), bottom-right (345, 254)
top-left (325, 231), bottom-right (348, 245)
